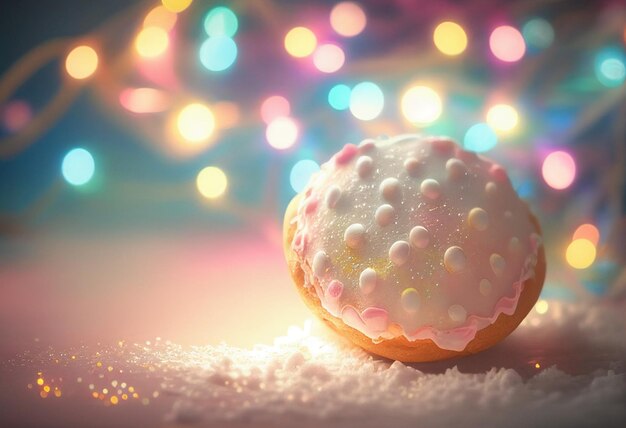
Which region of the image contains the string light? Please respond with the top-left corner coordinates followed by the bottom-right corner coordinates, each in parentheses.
top-left (284, 27), bottom-right (317, 58)
top-left (330, 2), bottom-right (367, 37)
top-left (199, 36), bottom-right (238, 71)
top-left (62, 148), bottom-right (95, 186)
top-left (463, 123), bottom-right (497, 152)
top-left (260, 96), bottom-right (290, 124)
top-left (313, 44), bottom-right (345, 73)
top-left (433, 22), bottom-right (468, 56)
top-left (328, 84), bottom-right (351, 111)
top-left (489, 25), bottom-right (526, 62)
top-left (486, 104), bottom-right (519, 132)
top-left (400, 85), bottom-right (442, 124)
top-left (566, 239), bottom-right (596, 269)
top-left (204, 7), bottom-right (238, 37)
top-left (266, 117), bottom-right (298, 150)
top-left (135, 27), bottom-right (169, 58)
top-left (176, 103), bottom-right (215, 143)
top-left (349, 81), bottom-right (384, 121)
top-left (65, 45), bottom-right (98, 79)
top-left (542, 151), bottom-right (576, 190)
top-left (290, 160), bottom-right (320, 193)
top-left (196, 166), bottom-right (228, 199)
top-left (161, 0), bottom-right (192, 13)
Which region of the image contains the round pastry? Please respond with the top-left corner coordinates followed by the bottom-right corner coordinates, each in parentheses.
top-left (283, 134), bottom-right (546, 362)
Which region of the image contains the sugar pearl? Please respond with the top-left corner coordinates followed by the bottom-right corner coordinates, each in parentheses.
top-left (359, 268), bottom-right (377, 294)
top-left (444, 246), bottom-right (466, 273)
top-left (389, 241), bottom-right (411, 266)
top-left (446, 158), bottom-right (467, 180)
top-left (313, 251), bottom-right (329, 277)
top-left (420, 178), bottom-right (441, 199)
top-left (375, 204), bottom-right (395, 227)
top-left (344, 224), bottom-right (366, 249)
top-left (401, 288), bottom-right (420, 312)
top-left (448, 304), bottom-right (467, 323)
top-left (409, 226), bottom-right (430, 248)
top-left (485, 182), bottom-right (498, 197)
top-left (325, 185), bottom-right (342, 209)
top-left (490, 253), bottom-right (506, 276)
top-left (356, 156), bottom-right (374, 178)
top-left (403, 158), bottom-right (420, 176)
top-left (379, 178), bottom-right (402, 202)
top-left (468, 207), bottom-right (489, 231)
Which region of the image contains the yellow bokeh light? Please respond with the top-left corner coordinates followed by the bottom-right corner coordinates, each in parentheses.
top-left (135, 27), bottom-right (169, 58)
top-left (36, 378), bottom-right (44, 386)
top-left (110, 396), bottom-right (119, 405)
top-left (400, 85), bottom-right (442, 124)
top-left (566, 239), bottom-right (596, 269)
top-left (433, 21), bottom-right (468, 56)
top-left (486, 104), bottom-right (519, 132)
top-left (284, 27), bottom-right (317, 58)
top-left (144, 5), bottom-right (177, 31)
top-left (535, 299), bottom-right (549, 314)
top-left (162, 0), bottom-right (192, 13)
top-left (65, 45), bottom-right (98, 80)
top-left (176, 103), bottom-right (215, 143)
top-left (196, 166), bottom-right (228, 199)
top-left (330, 2), bottom-right (367, 37)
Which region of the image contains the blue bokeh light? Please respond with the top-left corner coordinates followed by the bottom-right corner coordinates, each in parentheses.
top-left (199, 37), bottom-right (238, 72)
top-left (463, 123), bottom-right (498, 152)
top-left (328, 84), bottom-right (351, 110)
top-left (62, 148), bottom-right (95, 186)
top-left (289, 159), bottom-right (320, 193)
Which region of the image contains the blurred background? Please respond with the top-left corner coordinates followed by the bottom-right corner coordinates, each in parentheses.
top-left (0, 0), bottom-right (625, 358)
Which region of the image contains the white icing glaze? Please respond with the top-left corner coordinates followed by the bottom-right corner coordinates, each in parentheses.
top-left (291, 134), bottom-right (541, 352)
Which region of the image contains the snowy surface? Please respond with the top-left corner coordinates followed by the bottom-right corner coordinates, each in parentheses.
top-left (2, 301), bottom-right (625, 428)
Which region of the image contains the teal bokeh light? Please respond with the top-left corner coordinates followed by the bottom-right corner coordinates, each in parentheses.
top-left (62, 148), bottom-right (95, 186)
top-left (199, 37), bottom-right (238, 72)
top-left (328, 84), bottom-right (351, 110)
top-left (204, 7), bottom-right (239, 37)
top-left (289, 159), bottom-right (320, 193)
top-left (522, 18), bottom-right (554, 50)
top-left (594, 48), bottom-right (626, 88)
top-left (463, 123), bottom-right (498, 152)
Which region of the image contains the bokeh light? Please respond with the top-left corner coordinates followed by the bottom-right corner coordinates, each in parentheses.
top-left (433, 21), bottom-right (468, 56)
top-left (135, 27), bottom-right (169, 58)
top-left (463, 123), bottom-right (498, 152)
top-left (196, 166), bottom-right (227, 199)
top-left (330, 2), bottom-right (367, 37)
top-left (349, 81), bottom-right (384, 121)
top-left (284, 27), bottom-right (317, 58)
top-left (573, 224), bottom-right (600, 246)
top-left (486, 104), bottom-right (519, 132)
top-left (199, 37), bottom-right (237, 71)
top-left (62, 148), bottom-right (95, 186)
top-left (144, 6), bottom-right (177, 32)
top-left (594, 48), bottom-right (626, 87)
top-left (522, 18), bottom-right (554, 50)
top-left (260, 95), bottom-right (290, 124)
top-left (161, 0), bottom-right (192, 13)
top-left (204, 7), bottom-right (238, 37)
top-left (119, 88), bottom-right (170, 113)
top-left (328, 84), bottom-right (351, 111)
top-left (65, 45), bottom-right (98, 79)
top-left (212, 101), bottom-right (240, 129)
top-left (489, 25), bottom-right (526, 62)
top-left (290, 160), bottom-right (320, 193)
top-left (566, 239), bottom-right (596, 269)
top-left (542, 151), bottom-right (576, 190)
top-left (535, 299), bottom-right (549, 314)
top-left (2, 100), bottom-right (32, 132)
top-left (400, 85), bottom-right (442, 124)
top-left (176, 103), bottom-right (215, 143)
top-left (266, 117), bottom-right (298, 150)
top-left (313, 44), bottom-right (345, 73)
